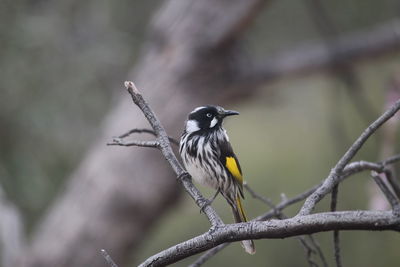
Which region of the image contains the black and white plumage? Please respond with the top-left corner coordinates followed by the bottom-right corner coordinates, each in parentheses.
top-left (179, 105), bottom-right (255, 255)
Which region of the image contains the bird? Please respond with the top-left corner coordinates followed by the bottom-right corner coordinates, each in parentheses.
top-left (179, 105), bottom-right (256, 255)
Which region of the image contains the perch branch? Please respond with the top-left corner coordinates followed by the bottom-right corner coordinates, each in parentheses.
top-left (120, 81), bottom-right (223, 227)
top-left (138, 211), bottom-right (400, 267)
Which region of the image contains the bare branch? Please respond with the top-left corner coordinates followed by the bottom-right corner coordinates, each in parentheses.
top-left (298, 99), bottom-right (400, 216)
top-left (307, 235), bottom-right (328, 267)
top-left (117, 128), bottom-right (179, 146)
top-left (381, 154), bottom-right (400, 166)
top-left (384, 168), bottom-right (400, 200)
top-left (330, 186), bottom-right (343, 267)
top-left (108, 138), bottom-right (160, 148)
top-left (122, 81), bottom-right (223, 227)
top-left (371, 171), bottom-right (400, 213)
top-left (257, 184), bottom-right (321, 221)
top-left (139, 211), bottom-right (400, 267)
top-left (101, 249), bottom-right (119, 267)
top-left (244, 183), bottom-right (276, 209)
top-left (255, 155), bottom-right (400, 222)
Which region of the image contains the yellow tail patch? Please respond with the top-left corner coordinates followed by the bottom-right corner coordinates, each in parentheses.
top-left (236, 197), bottom-right (248, 222)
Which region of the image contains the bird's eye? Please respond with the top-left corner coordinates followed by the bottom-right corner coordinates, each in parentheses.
top-left (206, 113), bottom-right (212, 118)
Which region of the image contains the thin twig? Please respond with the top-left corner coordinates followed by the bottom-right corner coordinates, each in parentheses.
top-left (108, 138), bottom-right (160, 148)
top-left (330, 185), bottom-right (342, 267)
top-left (384, 168), bottom-right (400, 200)
top-left (371, 171), bottom-right (400, 212)
top-left (258, 184), bottom-right (321, 221)
top-left (332, 230), bottom-right (342, 267)
top-left (299, 99), bottom-right (400, 216)
top-left (117, 128), bottom-right (179, 146)
top-left (381, 154), bottom-right (400, 165)
top-left (188, 243), bottom-right (229, 267)
top-left (307, 235), bottom-right (328, 267)
top-left (101, 249), bottom-right (119, 267)
top-left (244, 183), bottom-right (276, 209)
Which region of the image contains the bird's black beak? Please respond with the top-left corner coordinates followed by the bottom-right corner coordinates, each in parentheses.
top-left (221, 109), bottom-right (239, 117)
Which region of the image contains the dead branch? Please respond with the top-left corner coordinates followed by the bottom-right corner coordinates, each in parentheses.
top-left (139, 211), bottom-right (400, 267)
top-left (115, 128), bottom-right (179, 146)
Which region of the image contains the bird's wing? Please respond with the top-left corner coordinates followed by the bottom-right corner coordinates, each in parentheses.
top-left (219, 139), bottom-right (244, 197)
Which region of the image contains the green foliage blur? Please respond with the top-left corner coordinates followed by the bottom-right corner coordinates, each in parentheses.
top-left (1, 0), bottom-right (400, 266)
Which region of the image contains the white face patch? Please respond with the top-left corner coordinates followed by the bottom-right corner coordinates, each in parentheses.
top-left (209, 117), bottom-right (218, 128)
top-left (186, 119), bottom-right (200, 133)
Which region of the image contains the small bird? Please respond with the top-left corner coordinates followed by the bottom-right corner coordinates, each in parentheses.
top-left (179, 105), bottom-right (255, 254)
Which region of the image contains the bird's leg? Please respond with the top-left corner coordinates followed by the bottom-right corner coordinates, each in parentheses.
top-left (200, 188), bottom-right (220, 213)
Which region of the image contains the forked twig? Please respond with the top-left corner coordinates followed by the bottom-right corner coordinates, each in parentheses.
top-left (116, 128), bottom-right (179, 146)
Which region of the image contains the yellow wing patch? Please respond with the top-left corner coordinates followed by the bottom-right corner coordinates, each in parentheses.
top-left (226, 157), bottom-right (243, 184)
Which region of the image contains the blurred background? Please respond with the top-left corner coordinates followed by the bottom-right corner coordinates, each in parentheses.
top-left (1, 0), bottom-right (400, 266)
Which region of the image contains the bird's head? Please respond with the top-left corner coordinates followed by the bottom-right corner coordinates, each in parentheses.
top-left (184, 105), bottom-right (239, 133)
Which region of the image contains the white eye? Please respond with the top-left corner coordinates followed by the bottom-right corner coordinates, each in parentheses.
top-left (206, 113), bottom-right (212, 118)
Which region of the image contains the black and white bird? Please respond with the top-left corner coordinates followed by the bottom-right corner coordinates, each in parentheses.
top-left (179, 105), bottom-right (255, 255)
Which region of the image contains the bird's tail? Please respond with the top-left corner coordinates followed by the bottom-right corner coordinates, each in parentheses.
top-left (232, 196), bottom-right (256, 255)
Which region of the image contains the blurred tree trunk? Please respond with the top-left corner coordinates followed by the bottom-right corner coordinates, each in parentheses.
top-left (19, 0), bottom-right (266, 266)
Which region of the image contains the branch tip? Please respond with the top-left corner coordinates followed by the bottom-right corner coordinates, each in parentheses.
top-left (101, 249), bottom-right (119, 267)
top-left (124, 81), bottom-right (140, 94)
